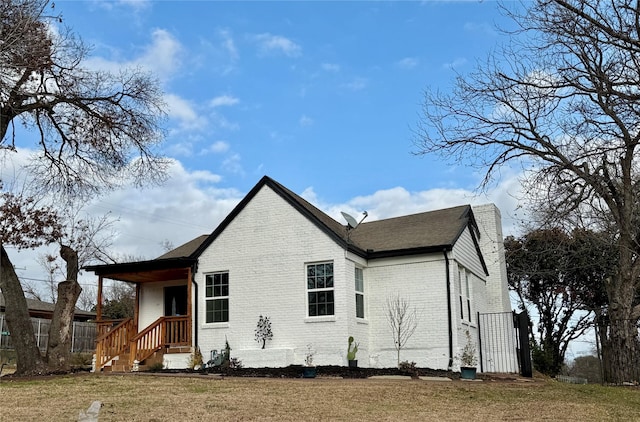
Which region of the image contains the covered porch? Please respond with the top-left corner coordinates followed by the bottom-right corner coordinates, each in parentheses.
top-left (85, 257), bottom-right (197, 372)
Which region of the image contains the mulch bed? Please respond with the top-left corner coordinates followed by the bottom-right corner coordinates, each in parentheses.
top-left (156, 365), bottom-right (462, 379)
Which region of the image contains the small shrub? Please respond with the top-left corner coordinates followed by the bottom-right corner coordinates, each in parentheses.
top-left (70, 352), bottom-right (93, 366)
top-left (229, 357), bottom-right (243, 369)
top-left (458, 330), bottom-right (478, 367)
top-left (304, 344), bottom-right (315, 366)
top-left (188, 346), bottom-right (204, 370)
top-left (399, 360), bottom-right (418, 377)
top-left (148, 362), bottom-right (165, 372)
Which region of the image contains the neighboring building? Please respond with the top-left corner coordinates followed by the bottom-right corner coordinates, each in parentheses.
top-left (85, 176), bottom-right (518, 372)
top-left (0, 296), bottom-right (95, 322)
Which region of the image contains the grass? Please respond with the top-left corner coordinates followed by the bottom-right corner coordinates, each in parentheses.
top-left (0, 373), bottom-right (639, 421)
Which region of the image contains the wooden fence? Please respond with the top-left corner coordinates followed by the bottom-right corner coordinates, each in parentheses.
top-left (0, 314), bottom-right (96, 353)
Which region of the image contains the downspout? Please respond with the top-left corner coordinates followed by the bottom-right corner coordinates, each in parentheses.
top-left (444, 249), bottom-right (453, 370)
top-left (191, 263), bottom-right (199, 349)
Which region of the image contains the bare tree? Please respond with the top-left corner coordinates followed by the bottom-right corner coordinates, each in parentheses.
top-left (0, 189), bottom-right (61, 374)
top-left (45, 206), bottom-right (118, 371)
top-left (32, 253), bottom-right (60, 302)
top-left (385, 294), bottom-right (418, 367)
top-left (0, 0), bottom-right (167, 375)
top-left (417, 0), bottom-right (640, 383)
top-left (76, 283), bottom-right (96, 312)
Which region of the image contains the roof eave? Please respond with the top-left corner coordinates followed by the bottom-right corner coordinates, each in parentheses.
top-left (366, 244), bottom-right (454, 260)
top-left (83, 257), bottom-right (197, 276)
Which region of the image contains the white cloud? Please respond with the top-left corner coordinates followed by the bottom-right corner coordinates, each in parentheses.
top-left (442, 57), bottom-right (468, 69)
top-left (199, 141), bottom-right (230, 155)
top-left (222, 153), bottom-right (244, 175)
top-left (94, 0), bottom-right (151, 12)
top-left (210, 95), bottom-right (240, 108)
top-left (83, 28), bottom-right (183, 83)
top-left (3, 159), bottom-right (238, 293)
top-left (463, 21), bottom-right (496, 36)
top-left (138, 29), bottom-right (183, 80)
top-left (302, 172), bottom-right (525, 237)
top-left (299, 115), bottom-right (313, 127)
top-left (2, 151), bottom-right (526, 299)
top-left (219, 29), bottom-right (239, 61)
top-left (322, 63), bottom-right (341, 72)
top-left (165, 93), bottom-right (206, 132)
top-left (253, 33), bottom-right (302, 57)
top-left (396, 57), bottom-right (419, 69)
top-left (342, 77), bottom-right (368, 91)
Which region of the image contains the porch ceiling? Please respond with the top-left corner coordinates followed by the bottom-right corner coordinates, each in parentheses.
top-left (102, 267), bottom-right (192, 283)
top-left (83, 257), bottom-right (197, 284)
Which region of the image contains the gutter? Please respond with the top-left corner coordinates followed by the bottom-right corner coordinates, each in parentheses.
top-left (444, 249), bottom-right (453, 370)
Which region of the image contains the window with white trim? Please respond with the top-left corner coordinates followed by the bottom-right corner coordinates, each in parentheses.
top-left (465, 271), bottom-right (472, 323)
top-left (355, 267), bottom-right (365, 318)
top-left (307, 262), bottom-right (334, 316)
top-left (205, 272), bottom-right (229, 323)
top-left (458, 267), bottom-right (465, 320)
top-left (458, 266), bottom-right (472, 323)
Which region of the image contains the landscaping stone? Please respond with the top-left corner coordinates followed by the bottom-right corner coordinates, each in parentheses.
top-left (419, 376), bottom-right (452, 382)
top-left (368, 375), bottom-right (413, 380)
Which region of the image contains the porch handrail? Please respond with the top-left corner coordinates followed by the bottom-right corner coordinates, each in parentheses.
top-left (95, 317), bottom-right (135, 369)
top-left (96, 319), bottom-right (127, 340)
top-left (129, 316), bottom-right (190, 365)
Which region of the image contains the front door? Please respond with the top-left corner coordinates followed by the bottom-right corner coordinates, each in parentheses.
top-left (164, 285), bottom-right (188, 316)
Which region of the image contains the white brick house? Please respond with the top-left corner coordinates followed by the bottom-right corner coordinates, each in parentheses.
top-left (86, 176), bottom-right (515, 372)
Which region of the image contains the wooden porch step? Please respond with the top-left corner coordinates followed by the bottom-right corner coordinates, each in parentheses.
top-left (110, 363), bottom-right (131, 372)
top-left (166, 346), bottom-right (191, 354)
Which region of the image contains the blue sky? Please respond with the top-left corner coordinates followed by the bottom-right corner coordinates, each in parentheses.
top-left (7, 0), bottom-right (528, 273)
top-left (28, 1), bottom-right (523, 248)
top-left (66, 0), bottom-right (513, 198)
top-left (3, 0), bottom-right (596, 356)
top-left (7, 2), bottom-right (530, 297)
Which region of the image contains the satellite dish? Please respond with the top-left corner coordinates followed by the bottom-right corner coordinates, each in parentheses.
top-left (341, 211), bottom-right (368, 229)
top-left (341, 212), bottom-right (359, 229)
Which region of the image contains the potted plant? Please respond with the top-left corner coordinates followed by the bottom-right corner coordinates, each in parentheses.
top-left (347, 336), bottom-right (359, 368)
top-left (302, 344), bottom-right (316, 378)
top-left (459, 330), bottom-right (478, 380)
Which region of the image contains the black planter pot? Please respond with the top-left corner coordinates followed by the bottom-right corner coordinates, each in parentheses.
top-left (302, 366), bottom-right (317, 378)
top-left (348, 359), bottom-right (358, 368)
top-left (460, 366), bottom-right (477, 380)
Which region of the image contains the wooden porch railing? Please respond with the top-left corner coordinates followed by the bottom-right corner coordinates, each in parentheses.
top-left (95, 318), bottom-right (135, 369)
top-left (129, 316), bottom-right (190, 365)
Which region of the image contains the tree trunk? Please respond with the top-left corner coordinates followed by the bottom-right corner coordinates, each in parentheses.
top-left (0, 245), bottom-right (46, 375)
top-left (603, 263), bottom-right (639, 384)
top-left (46, 245), bottom-right (81, 371)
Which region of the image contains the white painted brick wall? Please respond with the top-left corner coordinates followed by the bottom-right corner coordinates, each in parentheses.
top-left (472, 204), bottom-right (511, 313)
top-left (195, 186), bottom-right (351, 367)
top-left (366, 255), bottom-right (451, 369)
top-left (140, 188), bottom-right (512, 371)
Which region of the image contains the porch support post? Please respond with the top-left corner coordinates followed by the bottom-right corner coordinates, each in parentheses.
top-left (134, 283), bottom-right (141, 332)
top-left (187, 266), bottom-right (193, 348)
top-left (96, 276), bottom-right (103, 321)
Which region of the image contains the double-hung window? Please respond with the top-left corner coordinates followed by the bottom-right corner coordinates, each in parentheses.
top-left (355, 267), bottom-right (365, 318)
top-left (458, 266), bottom-right (472, 323)
top-left (307, 262), bottom-right (334, 316)
top-left (205, 272), bottom-right (229, 323)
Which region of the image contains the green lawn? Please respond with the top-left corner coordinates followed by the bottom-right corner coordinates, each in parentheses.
top-left (0, 373), bottom-right (638, 421)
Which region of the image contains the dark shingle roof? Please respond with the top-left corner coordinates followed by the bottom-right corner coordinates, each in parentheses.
top-left (86, 176), bottom-right (484, 280)
top-left (0, 295), bottom-right (96, 321)
top-left (179, 176), bottom-right (477, 260)
top-left (156, 235), bottom-right (209, 259)
top-left (350, 205), bottom-right (473, 255)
